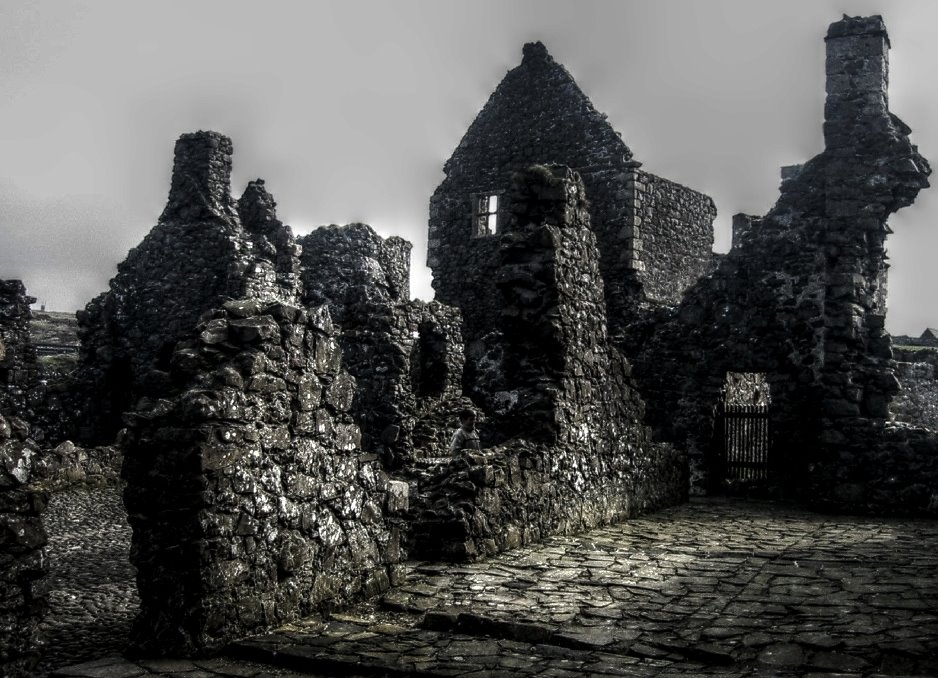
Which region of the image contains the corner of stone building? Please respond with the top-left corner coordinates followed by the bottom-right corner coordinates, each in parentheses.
top-left (75, 132), bottom-right (307, 445)
top-left (121, 297), bottom-right (406, 655)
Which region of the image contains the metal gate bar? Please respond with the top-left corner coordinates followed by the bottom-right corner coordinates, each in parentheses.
top-left (715, 402), bottom-right (770, 483)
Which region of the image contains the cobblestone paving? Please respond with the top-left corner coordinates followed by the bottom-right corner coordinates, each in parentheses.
top-left (50, 494), bottom-right (938, 677)
top-left (37, 486), bottom-right (138, 677)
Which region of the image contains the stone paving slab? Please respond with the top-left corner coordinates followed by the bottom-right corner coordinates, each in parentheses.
top-left (52, 497), bottom-right (938, 677)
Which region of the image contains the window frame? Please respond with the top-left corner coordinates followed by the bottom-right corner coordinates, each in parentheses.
top-left (470, 191), bottom-right (504, 238)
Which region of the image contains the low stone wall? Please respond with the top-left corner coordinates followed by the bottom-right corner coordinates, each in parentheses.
top-left (30, 441), bottom-right (122, 491)
top-left (409, 439), bottom-right (685, 561)
top-left (298, 223), bottom-right (466, 459)
top-left (121, 299), bottom-right (405, 656)
top-left (813, 421), bottom-right (938, 515)
top-left (0, 414), bottom-right (48, 677)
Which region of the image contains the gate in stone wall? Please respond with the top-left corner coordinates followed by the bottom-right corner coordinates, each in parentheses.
top-left (712, 398), bottom-right (771, 487)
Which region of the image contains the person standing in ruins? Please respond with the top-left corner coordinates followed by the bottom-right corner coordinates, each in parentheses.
top-left (449, 409), bottom-right (480, 452)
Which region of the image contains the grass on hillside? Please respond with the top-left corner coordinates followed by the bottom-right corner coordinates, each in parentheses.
top-left (30, 311), bottom-right (79, 347)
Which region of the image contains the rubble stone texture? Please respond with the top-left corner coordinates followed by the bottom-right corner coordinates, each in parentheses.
top-left (0, 280), bottom-right (39, 421)
top-left (0, 414), bottom-right (48, 678)
top-left (427, 41), bottom-right (715, 344)
top-left (68, 133), bottom-right (412, 656)
top-left (76, 132), bottom-right (301, 444)
top-left (633, 15), bottom-right (936, 512)
top-left (299, 224), bottom-right (465, 457)
top-left (121, 299), bottom-right (406, 655)
top-left (409, 165), bottom-right (685, 560)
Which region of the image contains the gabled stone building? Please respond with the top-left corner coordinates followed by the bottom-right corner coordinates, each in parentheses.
top-left (428, 41), bottom-right (716, 341)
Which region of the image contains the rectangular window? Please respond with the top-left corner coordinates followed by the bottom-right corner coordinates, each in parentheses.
top-left (471, 192), bottom-right (502, 237)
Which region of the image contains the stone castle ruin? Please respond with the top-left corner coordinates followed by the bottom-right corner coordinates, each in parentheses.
top-left (2, 13), bottom-right (938, 674)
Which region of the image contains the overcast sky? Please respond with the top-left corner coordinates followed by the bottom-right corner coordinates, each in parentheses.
top-left (1, 0), bottom-right (936, 334)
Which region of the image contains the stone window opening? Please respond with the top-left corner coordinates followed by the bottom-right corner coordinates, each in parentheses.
top-left (471, 192), bottom-right (503, 237)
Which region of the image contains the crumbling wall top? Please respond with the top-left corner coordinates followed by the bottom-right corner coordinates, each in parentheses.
top-left (825, 14), bottom-right (888, 43)
top-left (159, 130), bottom-right (237, 224)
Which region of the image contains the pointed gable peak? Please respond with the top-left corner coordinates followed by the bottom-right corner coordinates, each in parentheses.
top-left (522, 41), bottom-right (553, 65)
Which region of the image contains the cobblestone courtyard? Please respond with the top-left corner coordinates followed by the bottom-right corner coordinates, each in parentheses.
top-left (46, 487), bottom-right (938, 677)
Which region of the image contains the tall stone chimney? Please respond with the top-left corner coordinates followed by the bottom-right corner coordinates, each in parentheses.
top-left (159, 131), bottom-right (236, 223)
top-left (823, 15), bottom-right (890, 151)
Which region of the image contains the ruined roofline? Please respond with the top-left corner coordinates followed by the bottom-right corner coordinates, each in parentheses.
top-left (825, 14), bottom-right (889, 46)
top-left (442, 41), bottom-right (634, 176)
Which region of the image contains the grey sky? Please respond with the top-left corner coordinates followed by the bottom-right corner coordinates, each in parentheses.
top-left (1, 0), bottom-right (936, 334)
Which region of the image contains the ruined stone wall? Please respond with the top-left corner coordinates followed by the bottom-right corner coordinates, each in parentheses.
top-left (428, 42), bottom-right (713, 344)
top-left (410, 165), bottom-right (686, 560)
top-left (300, 223), bottom-right (465, 461)
top-left (0, 281), bottom-right (38, 422)
top-left (632, 169), bottom-right (717, 304)
top-left (76, 132), bottom-right (301, 444)
top-left (122, 299), bottom-right (405, 655)
top-left (0, 414), bottom-right (48, 677)
top-left (68, 131), bottom-right (420, 656)
top-left (632, 15), bottom-right (936, 513)
top-left (300, 223), bottom-right (410, 318)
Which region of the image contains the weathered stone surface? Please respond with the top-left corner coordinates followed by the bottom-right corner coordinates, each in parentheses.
top-left (121, 301), bottom-right (403, 656)
top-left (75, 132), bottom-right (302, 445)
top-left (299, 222), bottom-right (467, 463)
top-left (0, 413), bottom-right (48, 678)
top-left (42, 495), bottom-right (938, 677)
top-left (891, 347), bottom-right (938, 430)
top-left (408, 165), bottom-right (685, 561)
top-left (630, 15), bottom-right (936, 513)
top-left (427, 41), bottom-right (715, 343)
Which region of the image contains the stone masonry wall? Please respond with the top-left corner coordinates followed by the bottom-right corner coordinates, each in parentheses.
top-left (0, 281), bottom-right (38, 423)
top-left (892, 358), bottom-right (938, 431)
top-left (0, 414), bottom-right (48, 677)
top-left (632, 16), bottom-right (936, 513)
top-left (632, 170), bottom-right (717, 304)
top-left (410, 165), bottom-right (686, 560)
top-left (428, 41), bottom-right (714, 345)
top-left (74, 132), bottom-right (415, 656)
top-left (300, 223), bottom-right (410, 319)
top-left (122, 299), bottom-right (405, 655)
top-left (76, 132), bottom-right (301, 444)
top-left (300, 223), bottom-right (465, 462)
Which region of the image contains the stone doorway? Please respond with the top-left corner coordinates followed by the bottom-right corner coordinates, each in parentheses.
top-left (710, 372), bottom-right (772, 494)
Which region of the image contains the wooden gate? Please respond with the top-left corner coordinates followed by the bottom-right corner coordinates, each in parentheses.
top-left (712, 399), bottom-right (771, 486)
